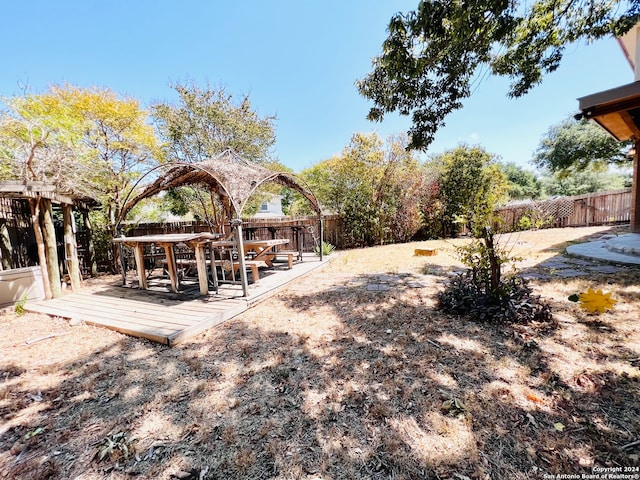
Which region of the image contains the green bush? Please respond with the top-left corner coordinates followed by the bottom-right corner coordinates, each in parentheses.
top-left (518, 215), bottom-right (532, 231)
top-left (14, 293), bottom-right (28, 316)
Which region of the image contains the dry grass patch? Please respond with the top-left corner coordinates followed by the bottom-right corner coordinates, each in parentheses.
top-left (1, 226), bottom-right (639, 479)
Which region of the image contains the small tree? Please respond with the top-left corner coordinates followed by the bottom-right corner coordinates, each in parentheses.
top-left (434, 149), bottom-right (552, 324)
top-left (438, 224), bottom-right (553, 324)
top-left (430, 144), bottom-right (508, 236)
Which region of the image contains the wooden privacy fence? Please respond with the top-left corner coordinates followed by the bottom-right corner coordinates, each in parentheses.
top-left (493, 188), bottom-right (632, 232)
top-left (124, 189), bottom-right (632, 252)
top-left (123, 215), bottom-right (345, 252)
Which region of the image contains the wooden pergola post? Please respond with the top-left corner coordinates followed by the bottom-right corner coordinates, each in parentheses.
top-left (83, 210), bottom-right (98, 277)
top-left (232, 218), bottom-right (249, 297)
top-left (29, 198), bottom-right (52, 299)
top-left (319, 215), bottom-right (324, 261)
top-left (0, 221), bottom-right (12, 271)
top-left (62, 204), bottom-right (81, 291)
top-left (40, 198), bottom-right (62, 298)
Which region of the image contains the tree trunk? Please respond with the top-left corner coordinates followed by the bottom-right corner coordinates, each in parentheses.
top-left (29, 198), bottom-right (52, 299)
top-left (83, 210), bottom-right (98, 277)
top-left (0, 221), bottom-right (12, 270)
top-left (40, 198), bottom-right (62, 298)
top-left (483, 227), bottom-right (500, 295)
top-left (62, 204), bottom-right (81, 291)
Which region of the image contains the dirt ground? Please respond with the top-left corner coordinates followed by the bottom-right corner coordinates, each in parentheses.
top-left (1, 225), bottom-right (639, 479)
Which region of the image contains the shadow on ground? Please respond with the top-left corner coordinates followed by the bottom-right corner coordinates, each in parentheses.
top-left (1, 259), bottom-right (638, 479)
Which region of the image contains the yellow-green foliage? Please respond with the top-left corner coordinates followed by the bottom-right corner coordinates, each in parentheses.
top-left (1, 84), bottom-right (162, 226)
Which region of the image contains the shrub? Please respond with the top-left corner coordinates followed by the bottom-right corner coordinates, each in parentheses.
top-left (14, 293), bottom-right (28, 316)
top-left (518, 215), bottom-right (532, 231)
top-left (437, 271), bottom-right (552, 324)
top-left (315, 241), bottom-right (335, 256)
top-left (437, 227), bottom-right (552, 324)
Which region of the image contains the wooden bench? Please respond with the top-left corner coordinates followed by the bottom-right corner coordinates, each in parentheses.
top-left (160, 258), bottom-right (199, 277)
top-left (212, 259), bottom-right (260, 283)
top-left (161, 258), bottom-right (260, 283)
top-left (273, 250), bottom-right (301, 269)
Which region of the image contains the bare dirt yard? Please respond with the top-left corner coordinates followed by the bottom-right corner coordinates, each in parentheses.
top-left (1, 226), bottom-right (639, 479)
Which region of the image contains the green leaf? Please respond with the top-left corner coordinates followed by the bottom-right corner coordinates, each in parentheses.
top-left (24, 426), bottom-right (44, 440)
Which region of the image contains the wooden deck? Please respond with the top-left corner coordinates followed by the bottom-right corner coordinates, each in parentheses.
top-left (25, 254), bottom-right (329, 346)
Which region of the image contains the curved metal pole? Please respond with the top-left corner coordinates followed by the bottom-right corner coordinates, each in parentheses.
top-left (319, 214), bottom-right (324, 261)
top-left (232, 218), bottom-right (249, 297)
top-left (115, 162), bottom-right (173, 231)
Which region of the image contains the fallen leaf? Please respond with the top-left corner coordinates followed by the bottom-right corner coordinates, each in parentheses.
top-left (554, 422), bottom-right (565, 431)
top-left (578, 288), bottom-right (617, 314)
top-left (526, 393), bottom-right (544, 404)
top-left (24, 427), bottom-right (44, 440)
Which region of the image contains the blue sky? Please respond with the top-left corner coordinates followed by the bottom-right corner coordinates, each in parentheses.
top-left (0, 1), bottom-right (634, 172)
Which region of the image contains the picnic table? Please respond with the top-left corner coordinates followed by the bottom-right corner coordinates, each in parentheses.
top-left (113, 232), bottom-right (222, 295)
top-left (210, 238), bottom-right (290, 267)
top-left (113, 234), bottom-right (293, 296)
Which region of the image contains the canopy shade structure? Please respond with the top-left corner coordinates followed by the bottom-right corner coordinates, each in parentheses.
top-left (117, 149), bottom-right (324, 298)
top-left (577, 81), bottom-right (640, 142)
top-left (119, 149), bottom-right (321, 223)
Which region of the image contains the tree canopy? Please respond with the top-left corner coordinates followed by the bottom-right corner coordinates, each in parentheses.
top-left (358, 1), bottom-right (639, 150)
top-left (541, 166), bottom-right (631, 196)
top-left (152, 82), bottom-right (276, 165)
top-left (429, 144), bottom-right (509, 235)
top-left (533, 118), bottom-right (632, 174)
top-left (0, 84), bottom-right (161, 226)
top-left (151, 82), bottom-right (279, 227)
top-left (301, 133), bottom-right (428, 246)
top-left (500, 162), bottom-right (543, 200)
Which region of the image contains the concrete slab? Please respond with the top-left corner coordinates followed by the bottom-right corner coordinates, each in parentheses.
top-left (549, 268), bottom-right (588, 278)
top-left (606, 233), bottom-right (640, 255)
top-left (367, 284), bottom-right (391, 292)
top-left (566, 239), bottom-right (640, 266)
top-left (520, 272), bottom-right (553, 281)
top-left (539, 259), bottom-right (574, 268)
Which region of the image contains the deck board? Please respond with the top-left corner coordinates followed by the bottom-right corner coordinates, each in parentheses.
top-left (25, 253), bottom-right (330, 346)
top-left (25, 300), bottom-right (193, 333)
top-left (64, 294), bottom-right (209, 325)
